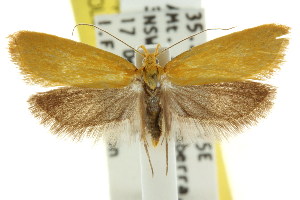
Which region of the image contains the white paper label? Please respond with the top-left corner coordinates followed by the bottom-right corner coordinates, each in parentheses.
top-left (95, 8), bottom-right (219, 200)
top-left (121, 0), bottom-right (202, 13)
top-left (95, 9), bottom-right (206, 61)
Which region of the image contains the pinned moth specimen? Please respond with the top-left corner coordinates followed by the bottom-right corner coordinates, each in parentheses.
top-left (9, 24), bottom-right (289, 162)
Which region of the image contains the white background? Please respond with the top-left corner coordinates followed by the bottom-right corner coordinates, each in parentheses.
top-left (1, 0), bottom-right (300, 200)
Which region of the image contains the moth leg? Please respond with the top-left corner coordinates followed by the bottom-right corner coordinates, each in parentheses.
top-left (165, 139), bottom-right (169, 176)
top-left (143, 137), bottom-right (154, 177)
top-left (160, 136), bottom-right (165, 145)
top-left (158, 135), bottom-right (169, 175)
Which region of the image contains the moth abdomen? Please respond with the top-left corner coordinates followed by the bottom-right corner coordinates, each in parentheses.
top-left (143, 84), bottom-right (163, 146)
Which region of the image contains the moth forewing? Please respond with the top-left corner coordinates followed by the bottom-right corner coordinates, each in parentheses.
top-left (8, 31), bottom-right (138, 88)
top-left (164, 24), bottom-right (289, 86)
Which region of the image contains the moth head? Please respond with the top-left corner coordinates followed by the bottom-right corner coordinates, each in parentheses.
top-left (139, 44), bottom-right (161, 66)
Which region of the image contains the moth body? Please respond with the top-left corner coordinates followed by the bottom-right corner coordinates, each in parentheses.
top-left (138, 45), bottom-right (164, 146)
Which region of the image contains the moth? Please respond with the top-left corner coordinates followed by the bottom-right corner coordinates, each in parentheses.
top-left (9, 24), bottom-right (289, 148)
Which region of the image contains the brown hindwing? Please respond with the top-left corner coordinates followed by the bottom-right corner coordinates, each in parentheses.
top-left (161, 81), bottom-right (276, 141)
top-left (28, 83), bottom-right (142, 143)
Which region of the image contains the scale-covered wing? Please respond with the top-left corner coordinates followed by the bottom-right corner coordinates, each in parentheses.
top-left (165, 24), bottom-right (289, 86)
top-left (9, 31), bottom-right (137, 88)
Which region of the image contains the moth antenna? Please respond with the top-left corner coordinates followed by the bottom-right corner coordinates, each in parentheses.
top-left (159, 27), bottom-right (236, 55)
top-left (73, 23), bottom-right (143, 56)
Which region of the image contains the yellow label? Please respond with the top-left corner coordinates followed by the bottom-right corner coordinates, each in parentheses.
top-left (216, 144), bottom-right (232, 200)
top-left (70, 0), bottom-right (119, 46)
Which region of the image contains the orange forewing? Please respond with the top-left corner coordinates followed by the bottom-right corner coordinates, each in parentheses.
top-left (9, 31), bottom-right (138, 88)
top-left (165, 24), bottom-right (289, 86)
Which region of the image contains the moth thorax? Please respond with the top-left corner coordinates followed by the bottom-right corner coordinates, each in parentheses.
top-left (142, 65), bottom-right (163, 90)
